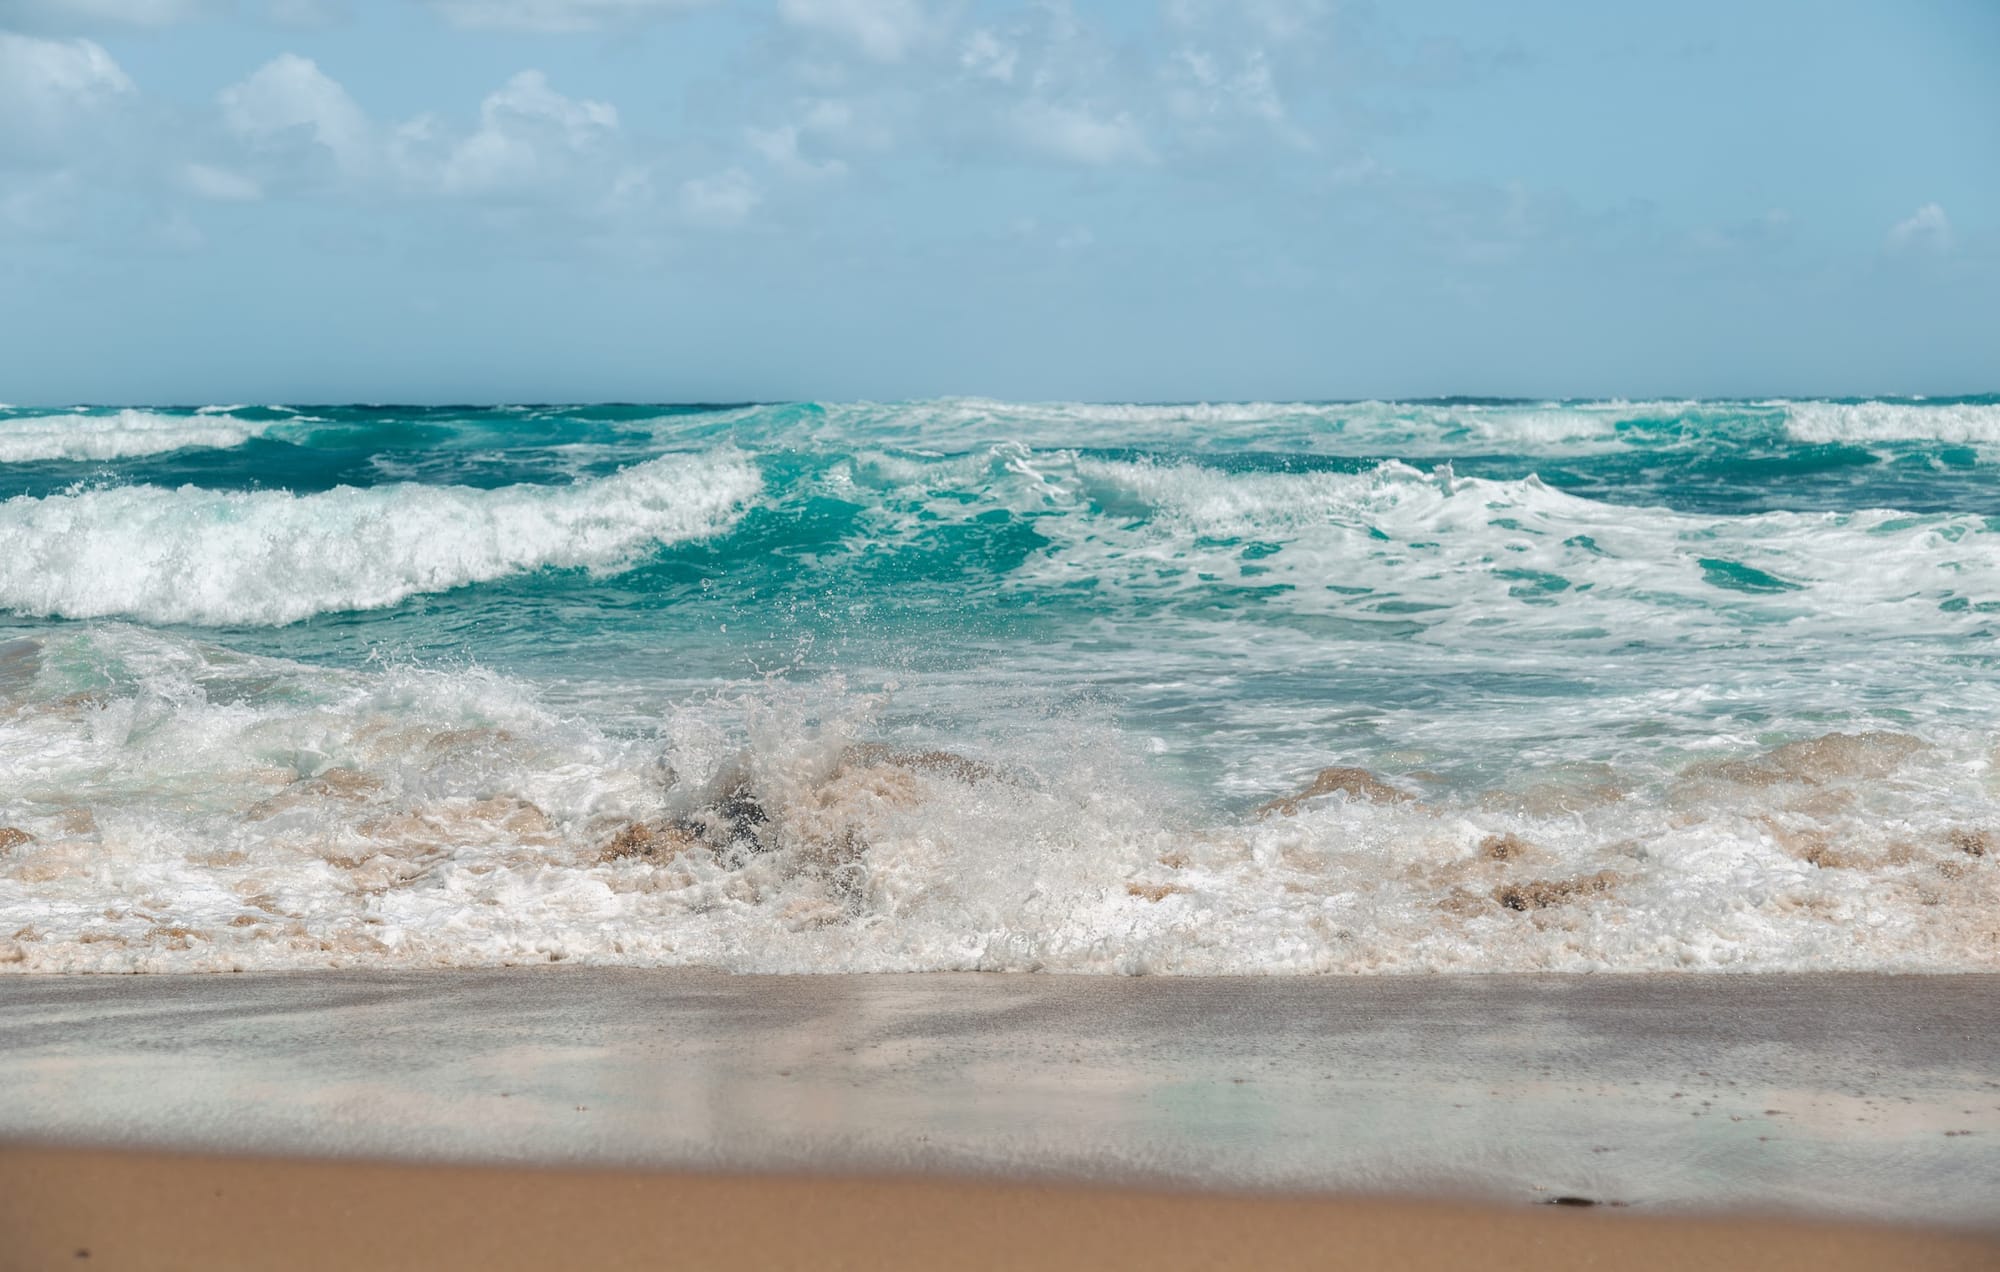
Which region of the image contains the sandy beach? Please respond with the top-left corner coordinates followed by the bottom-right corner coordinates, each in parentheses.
top-left (2, 970), bottom-right (1996, 1265)
top-left (5, 1143), bottom-right (1998, 1272)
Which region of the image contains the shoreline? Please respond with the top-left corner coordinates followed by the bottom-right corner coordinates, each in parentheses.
top-left (9, 963), bottom-right (2000, 973)
top-left (3, 969), bottom-right (1995, 1229)
top-left (5, 1144), bottom-right (1998, 1272)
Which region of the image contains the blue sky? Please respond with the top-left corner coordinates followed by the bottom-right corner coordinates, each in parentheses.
top-left (0, 0), bottom-right (1993, 403)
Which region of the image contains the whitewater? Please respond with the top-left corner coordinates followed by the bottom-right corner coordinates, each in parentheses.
top-left (0, 397), bottom-right (1995, 973)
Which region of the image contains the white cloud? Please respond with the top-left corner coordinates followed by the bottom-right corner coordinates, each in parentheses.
top-left (961, 29), bottom-right (1017, 83)
top-left (795, 96), bottom-right (895, 152)
top-left (741, 93), bottom-right (879, 183)
top-left (1168, 49), bottom-right (1280, 123)
top-left (219, 53), bottom-right (370, 170)
top-left (182, 161), bottom-right (262, 200)
top-left (679, 167), bottom-right (759, 227)
top-left (0, 32), bottom-right (134, 144)
top-left (214, 57), bottom-right (640, 208)
top-left (1692, 206), bottom-right (1793, 253)
top-left (779, 0), bottom-right (928, 62)
top-left (440, 70), bottom-right (617, 193)
top-left (800, 98), bottom-right (856, 137)
top-left (746, 123), bottom-right (846, 180)
top-left (1888, 203), bottom-right (1952, 253)
top-left (718, 2), bottom-right (1328, 185)
top-left (1163, 47), bottom-right (1310, 150)
top-left (421, 0), bottom-right (707, 32)
top-left (1013, 99), bottom-right (1151, 166)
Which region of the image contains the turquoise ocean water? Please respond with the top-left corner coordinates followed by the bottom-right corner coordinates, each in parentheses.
top-left (0, 397), bottom-right (1995, 972)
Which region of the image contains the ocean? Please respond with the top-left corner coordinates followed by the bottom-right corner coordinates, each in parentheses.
top-left (0, 397), bottom-right (1995, 973)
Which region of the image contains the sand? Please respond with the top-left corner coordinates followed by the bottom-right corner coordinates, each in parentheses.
top-left (4, 1145), bottom-right (1998, 1272)
top-left (1, 970), bottom-right (1996, 1268)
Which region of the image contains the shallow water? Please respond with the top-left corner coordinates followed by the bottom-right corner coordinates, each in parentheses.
top-left (0, 398), bottom-right (1996, 972)
top-left (2, 971), bottom-right (1996, 1226)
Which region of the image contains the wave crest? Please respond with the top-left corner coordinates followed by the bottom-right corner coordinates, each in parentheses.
top-left (1784, 401), bottom-right (2000, 445)
top-left (0, 450), bottom-right (759, 625)
top-left (789, 398), bottom-right (1682, 455)
top-left (0, 410), bottom-right (279, 463)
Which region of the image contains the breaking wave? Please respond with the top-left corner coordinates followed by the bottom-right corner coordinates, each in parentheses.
top-left (807, 449), bottom-right (2000, 645)
top-left (768, 398), bottom-right (1684, 455)
top-left (0, 409), bottom-right (280, 463)
top-left (1783, 400), bottom-right (2000, 445)
top-left (4, 440), bottom-right (1998, 636)
top-left (3, 396), bottom-right (1998, 975)
top-left (0, 450), bottom-right (759, 625)
top-left (0, 633), bottom-right (1992, 974)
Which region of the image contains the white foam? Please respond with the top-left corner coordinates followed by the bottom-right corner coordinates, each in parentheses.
top-left (0, 410), bottom-right (278, 463)
top-left (0, 643), bottom-right (1992, 975)
top-left (1784, 401), bottom-right (2000, 445)
top-left (0, 450), bottom-right (759, 625)
top-left (780, 445), bottom-right (2000, 680)
top-left (766, 399), bottom-right (1702, 456)
top-left (920, 452), bottom-right (2000, 646)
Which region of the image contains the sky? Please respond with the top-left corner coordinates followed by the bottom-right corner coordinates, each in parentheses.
top-left (0, 0), bottom-right (1994, 403)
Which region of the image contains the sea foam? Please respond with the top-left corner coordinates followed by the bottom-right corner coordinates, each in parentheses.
top-left (888, 451), bottom-right (2000, 644)
top-left (1784, 400), bottom-right (2000, 445)
top-left (0, 410), bottom-right (279, 463)
top-left (2, 398), bottom-right (1996, 975)
top-left (791, 398), bottom-right (1669, 456)
top-left (0, 450), bottom-right (759, 625)
top-left (0, 633), bottom-right (1993, 975)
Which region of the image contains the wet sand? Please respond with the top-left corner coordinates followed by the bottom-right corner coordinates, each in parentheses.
top-left (4, 1143), bottom-right (1997, 1272)
top-left (2, 970), bottom-right (1996, 1231)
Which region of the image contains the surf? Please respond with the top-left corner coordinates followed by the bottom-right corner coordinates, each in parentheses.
top-left (0, 448), bottom-right (759, 625)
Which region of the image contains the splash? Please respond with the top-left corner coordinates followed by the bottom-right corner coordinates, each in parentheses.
top-left (0, 632), bottom-right (1993, 974)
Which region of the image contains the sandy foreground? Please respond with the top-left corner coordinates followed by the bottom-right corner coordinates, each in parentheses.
top-left (3, 1144), bottom-right (1997, 1272)
top-left (0, 971), bottom-right (1996, 1267)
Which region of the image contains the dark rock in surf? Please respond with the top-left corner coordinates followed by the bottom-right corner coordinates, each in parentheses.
top-left (598, 821), bottom-right (697, 862)
top-left (1257, 767), bottom-right (1413, 817)
top-left (1947, 828), bottom-right (1988, 857)
top-left (1493, 870), bottom-right (1619, 912)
